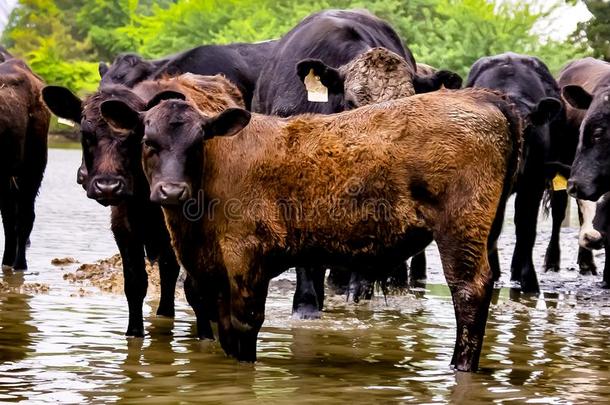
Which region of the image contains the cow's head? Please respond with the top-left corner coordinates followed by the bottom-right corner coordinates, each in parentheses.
top-left (564, 85), bottom-right (610, 200)
top-left (519, 97), bottom-right (563, 160)
top-left (42, 85), bottom-right (148, 206)
top-left (296, 47), bottom-right (462, 110)
top-left (99, 53), bottom-right (155, 87)
top-left (100, 82), bottom-right (248, 206)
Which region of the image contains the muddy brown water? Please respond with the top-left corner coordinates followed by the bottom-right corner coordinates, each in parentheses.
top-left (1, 149), bottom-right (610, 404)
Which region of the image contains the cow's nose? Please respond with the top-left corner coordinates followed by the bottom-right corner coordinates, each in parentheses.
top-left (567, 179), bottom-right (578, 197)
top-left (155, 182), bottom-right (190, 205)
top-left (93, 178), bottom-right (122, 196)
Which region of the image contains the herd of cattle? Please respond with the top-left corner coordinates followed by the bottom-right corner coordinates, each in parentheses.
top-left (1, 9), bottom-right (610, 372)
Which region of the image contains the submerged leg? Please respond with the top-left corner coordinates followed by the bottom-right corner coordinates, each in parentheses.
top-left (156, 243), bottom-right (180, 318)
top-left (544, 191), bottom-right (567, 273)
top-left (292, 267), bottom-right (323, 320)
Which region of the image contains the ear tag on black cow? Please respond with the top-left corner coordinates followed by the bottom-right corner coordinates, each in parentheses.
top-left (304, 69), bottom-right (328, 103)
top-left (552, 173), bottom-right (567, 191)
top-left (57, 117), bottom-right (75, 127)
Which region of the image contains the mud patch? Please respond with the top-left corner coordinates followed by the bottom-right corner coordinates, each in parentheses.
top-left (51, 257), bottom-right (79, 266)
top-left (63, 254), bottom-right (186, 299)
top-left (0, 278), bottom-right (49, 294)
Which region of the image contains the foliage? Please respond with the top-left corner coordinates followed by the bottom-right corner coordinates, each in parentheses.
top-left (574, 0), bottom-right (610, 61)
top-left (0, 0), bottom-right (593, 94)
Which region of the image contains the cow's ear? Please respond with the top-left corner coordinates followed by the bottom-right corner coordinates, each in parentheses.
top-left (146, 90), bottom-right (186, 110)
top-left (203, 108), bottom-right (251, 140)
top-left (100, 100), bottom-right (142, 131)
top-left (562, 85), bottom-right (593, 110)
top-left (42, 86), bottom-right (83, 123)
top-left (296, 59), bottom-right (344, 94)
top-left (414, 70), bottom-right (463, 93)
top-left (99, 62), bottom-right (109, 78)
top-left (530, 97), bottom-right (562, 126)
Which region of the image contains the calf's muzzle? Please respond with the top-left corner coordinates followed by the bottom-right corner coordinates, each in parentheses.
top-left (151, 182), bottom-right (191, 205)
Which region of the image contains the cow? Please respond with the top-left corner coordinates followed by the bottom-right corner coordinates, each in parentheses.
top-left (40, 79), bottom-right (222, 338)
top-left (254, 9), bottom-right (462, 116)
top-left (73, 40), bottom-right (277, 200)
top-left (0, 46), bottom-right (12, 62)
top-left (100, 73), bottom-right (521, 372)
top-left (253, 9), bottom-right (463, 317)
top-left (99, 40), bottom-right (277, 111)
top-left (564, 57), bottom-right (610, 287)
top-left (465, 53), bottom-right (564, 293)
top-left (0, 58), bottom-right (50, 270)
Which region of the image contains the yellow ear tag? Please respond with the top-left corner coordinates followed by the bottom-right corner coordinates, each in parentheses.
top-left (57, 117), bottom-right (75, 127)
top-left (552, 173), bottom-right (568, 191)
top-left (304, 69), bottom-right (328, 103)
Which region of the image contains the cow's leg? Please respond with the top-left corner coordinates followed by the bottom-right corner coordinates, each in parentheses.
top-left (13, 188), bottom-right (37, 270)
top-left (409, 251), bottom-right (427, 286)
top-left (292, 267), bottom-right (323, 319)
top-left (312, 267), bottom-right (325, 311)
top-left (327, 268), bottom-right (349, 295)
top-left (436, 234), bottom-right (492, 372)
top-left (510, 184), bottom-right (544, 293)
top-left (184, 274), bottom-right (214, 339)
top-left (156, 242), bottom-right (180, 318)
top-left (544, 191), bottom-right (567, 272)
top-left (114, 227), bottom-right (148, 337)
top-left (347, 270), bottom-right (375, 303)
top-left (1, 193), bottom-right (17, 269)
top-left (576, 199), bottom-right (598, 275)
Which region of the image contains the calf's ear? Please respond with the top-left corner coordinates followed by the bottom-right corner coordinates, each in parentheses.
top-left (98, 62), bottom-right (109, 78)
top-left (145, 90), bottom-right (187, 110)
top-left (296, 59), bottom-right (344, 94)
top-left (531, 97), bottom-right (562, 126)
top-left (562, 85), bottom-right (593, 110)
top-left (42, 86), bottom-right (83, 124)
top-left (414, 70), bottom-right (463, 93)
top-left (100, 100), bottom-right (141, 131)
top-left (203, 108), bottom-right (251, 140)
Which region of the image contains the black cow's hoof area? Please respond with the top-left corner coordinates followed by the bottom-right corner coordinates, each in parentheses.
top-left (1, 264), bottom-right (13, 271)
top-left (600, 281), bottom-right (610, 289)
top-left (544, 264), bottom-right (560, 273)
top-left (519, 281), bottom-right (540, 295)
top-left (579, 264), bottom-right (598, 276)
top-left (125, 328), bottom-right (145, 338)
top-left (156, 307), bottom-right (175, 318)
top-left (292, 305), bottom-right (321, 320)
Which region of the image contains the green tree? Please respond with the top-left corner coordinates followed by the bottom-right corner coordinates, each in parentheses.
top-left (576, 0), bottom-right (610, 61)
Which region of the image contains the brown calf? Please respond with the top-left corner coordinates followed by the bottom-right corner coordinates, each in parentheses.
top-left (0, 58), bottom-right (50, 270)
top-left (102, 77), bottom-right (521, 372)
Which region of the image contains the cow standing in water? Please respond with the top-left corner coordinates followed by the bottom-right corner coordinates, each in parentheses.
top-left (101, 76), bottom-right (520, 371)
top-left (253, 9), bottom-right (462, 318)
top-left (0, 58), bottom-right (50, 270)
top-left (465, 53), bottom-right (565, 293)
top-left (72, 40), bottom-right (277, 190)
top-left (565, 58), bottom-right (610, 288)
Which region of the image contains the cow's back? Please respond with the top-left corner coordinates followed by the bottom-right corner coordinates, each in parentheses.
top-left (252, 9), bottom-right (410, 116)
top-left (212, 89), bottom-right (518, 245)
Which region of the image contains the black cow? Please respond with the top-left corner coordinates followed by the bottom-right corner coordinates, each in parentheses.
top-left (99, 40), bottom-right (277, 110)
top-left (253, 9), bottom-right (461, 116)
top-left (253, 9), bottom-right (463, 318)
top-left (41, 85), bottom-right (181, 338)
top-left (564, 58), bottom-right (610, 287)
top-left (0, 58), bottom-right (50, 270)
top-left (466, 53), bottom-right (564, 293)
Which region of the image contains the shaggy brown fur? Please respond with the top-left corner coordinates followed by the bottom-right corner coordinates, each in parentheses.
top-left (101, 75), bottom-right (523, 372)
top-left (0, 58), bottom-right (50, 270)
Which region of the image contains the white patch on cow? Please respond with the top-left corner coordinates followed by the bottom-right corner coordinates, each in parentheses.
top-left (304, 69), bottom-right (328, 103)
top-left (578, 198), bottom-right (603, 249)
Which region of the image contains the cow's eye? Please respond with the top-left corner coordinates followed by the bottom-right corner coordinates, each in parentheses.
top-left (142, 138), bottom-right (159, 152)
top-left (592, 128), bottom-right (604, 144)
top-left (346, 99), bottom-right (358, 110)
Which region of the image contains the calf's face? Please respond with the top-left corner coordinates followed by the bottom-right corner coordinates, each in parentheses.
top-left (564, 85), bottom-right (610, 201)
top-left (42, 85), bottom-right (147, 206)
top-left (100, 95), bottom-right (251, 206)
